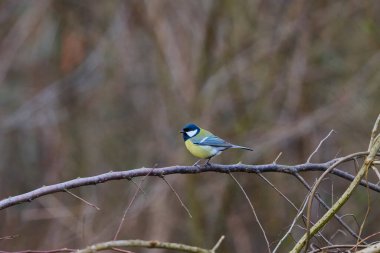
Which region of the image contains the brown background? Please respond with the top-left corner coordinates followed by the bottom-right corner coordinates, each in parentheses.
top-left (0, 1), bottom-right (379, 252)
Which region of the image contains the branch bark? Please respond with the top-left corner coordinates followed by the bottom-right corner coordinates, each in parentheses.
top-left (0, 152), bottom-right (379, 211)
top-left (76, 238), bottom-right (223, 253)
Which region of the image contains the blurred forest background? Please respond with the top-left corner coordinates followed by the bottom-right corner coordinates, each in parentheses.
top-left (0, 0), bottom-right (379, 252)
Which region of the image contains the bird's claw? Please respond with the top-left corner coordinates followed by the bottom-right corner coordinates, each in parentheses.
top-left (193, 160), bottom-right (201, 167)
top-left (204, 159), bottom-right (212, 167)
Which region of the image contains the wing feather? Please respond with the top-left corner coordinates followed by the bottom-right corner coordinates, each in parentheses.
top-left (193, 135), bottom-right (233, 148)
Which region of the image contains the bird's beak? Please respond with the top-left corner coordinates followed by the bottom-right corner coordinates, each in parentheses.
top-left (179, 130), bottom-right (184, 134)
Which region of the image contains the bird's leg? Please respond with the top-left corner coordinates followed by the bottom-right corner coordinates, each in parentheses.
top-left (205, 158), bottom-right (212, 166)
top-left (193, 160), bottom-right (201, 166)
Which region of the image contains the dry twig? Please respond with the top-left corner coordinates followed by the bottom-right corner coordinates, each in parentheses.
top-left (292, 115), bottom-right (380, 252)
top-left (294, 173), bottom-right (366, 244)
top-left (259, 174), bottom-right (331, 246)
top-left (228, 172), bottom-right (271, 253)
top-left (307, 130), bottom-right (335, 163)
top-left (64, 189), bottom-right (100, 211)
top-left (160, 176), bottom-right (193, 218)
top-left (273, 193), bottom-right (310, 253)
top-left (114, 170), bottom-right (152, 240)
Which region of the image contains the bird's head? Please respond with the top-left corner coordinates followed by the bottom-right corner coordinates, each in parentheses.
top-left (180, 123), bottom-right (200, 141)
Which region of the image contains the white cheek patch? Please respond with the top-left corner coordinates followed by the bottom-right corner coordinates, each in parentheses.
top-left (186, 130), bottom-right (198, 137)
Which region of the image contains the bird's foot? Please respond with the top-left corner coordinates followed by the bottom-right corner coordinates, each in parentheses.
top-left (204, 159), bottom-right (212, 167)
top-left (193, 160), bottom-right (201, 167)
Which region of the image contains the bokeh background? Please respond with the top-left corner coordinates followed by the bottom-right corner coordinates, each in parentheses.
top-left (0, 0), bottom-right (379, 252)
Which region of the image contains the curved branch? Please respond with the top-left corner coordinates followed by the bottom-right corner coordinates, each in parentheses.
top-left (76, 239), bottom-right (217, 253)
top-left (0, 152), bottom-right (379, 211)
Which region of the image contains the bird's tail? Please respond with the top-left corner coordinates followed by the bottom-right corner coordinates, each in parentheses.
top-left (231, 145), bottom-right (253, 151)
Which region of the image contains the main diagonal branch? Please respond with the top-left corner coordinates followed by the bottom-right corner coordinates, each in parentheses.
top-left (0, 152), bottom-right (379, 211)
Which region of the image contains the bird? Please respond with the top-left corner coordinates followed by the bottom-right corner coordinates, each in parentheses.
top-left (180, 123), bottom-right (253, 165)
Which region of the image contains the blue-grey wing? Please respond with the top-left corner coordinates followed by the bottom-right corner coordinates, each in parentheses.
top-left (192, 135), bottom-right (233, 148)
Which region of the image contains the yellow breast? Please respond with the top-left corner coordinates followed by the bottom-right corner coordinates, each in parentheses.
top-left (185, 140), bottom-right (217, 159)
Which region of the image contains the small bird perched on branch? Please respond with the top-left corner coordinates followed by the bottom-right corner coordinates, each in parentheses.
top-left (180, 123), bottom-right (253, 165)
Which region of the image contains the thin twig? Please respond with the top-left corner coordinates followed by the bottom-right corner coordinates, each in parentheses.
top-left (307, 130), bottom-right (335, 163)
top-left (341, 213), bottom-right (362, 231)
top-left (111, 247), bottom-right (136, 253)
top-left (357, 241), bottom-right (380, 253)
top-left (371, 165), bottom-right (380, 183)
top-left (307, 244), bottom-right (367, 253)
top-left (113, 185), bottom-right (141, 240)
top-left (272, 152), bottom-right (282, 164)
top-left (228, 172), bottom-right (271, 253)
top-left (293, 173), bottom-right (366, 244)
top-left (329, 229), bottom-right (347, 241)
top-left (303, 153), bottom-right (369, 251)
top-left (291, 134), bottom-right (380, 252)
top-left (64, 189), bottom-right (100, 210)
top-left (350, 231), bottom-right (380, 251)
top-left (258, 174), bottom-right (298, 210)
top-left (114, 169), bottom-right (152, 240)
top-left (258, 174), bottom-right (331, 246)
top-left (161, 176), bottom-right (193, 218)
top-left (273, 193), bottom-right (310, 253)
top-left (210, 235), bottom-right (225, 252)
top-left (130, 178), bottom-right (146, 195)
